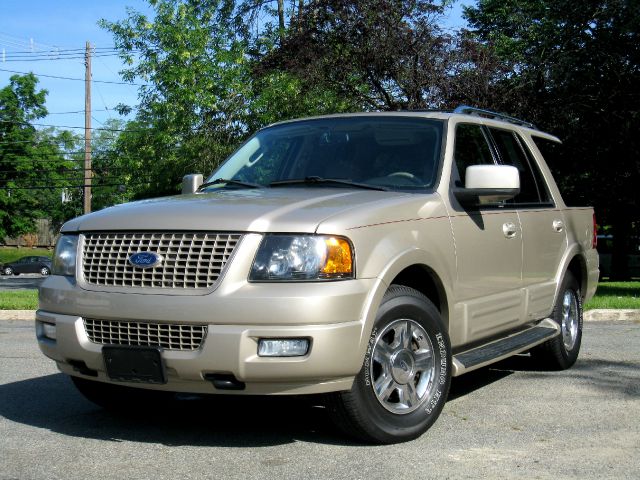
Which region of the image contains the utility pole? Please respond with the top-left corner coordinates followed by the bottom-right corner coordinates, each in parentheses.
top-left (83, 41), bottom-right (92, 214)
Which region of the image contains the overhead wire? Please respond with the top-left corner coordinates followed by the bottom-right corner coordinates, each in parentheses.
top-left (0, 67), bottom-right (147, 86)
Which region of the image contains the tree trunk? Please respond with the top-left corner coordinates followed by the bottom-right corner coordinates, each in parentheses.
top-left (277, 0), bottom-right (285, 43)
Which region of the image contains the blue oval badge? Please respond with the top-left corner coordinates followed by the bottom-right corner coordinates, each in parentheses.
top-left (128, 251), bottom-right (163, 269)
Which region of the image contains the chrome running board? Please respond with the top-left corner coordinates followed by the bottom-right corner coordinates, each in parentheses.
top-left (452, 318), bottom-right (560, 376)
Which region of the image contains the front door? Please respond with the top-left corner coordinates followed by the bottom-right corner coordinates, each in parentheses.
top-left (449, 123), bottom-right (524, 344)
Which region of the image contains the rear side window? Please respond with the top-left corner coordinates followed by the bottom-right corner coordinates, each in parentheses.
top-left (453, 124), bottom-right (495, 187)
top-left (489, 128), bottom-right (551, 206)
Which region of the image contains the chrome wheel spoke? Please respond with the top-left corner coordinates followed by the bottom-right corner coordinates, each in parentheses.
top-left (413, 348), bottom-right (433, 371)
top-left (391, 321), bottom-right (410, 350)
top-left (399, 382), bottom-right (419, 408)
top-left (373, 341), bottom-right (394, 365)
top-left (374, 374), bottom-right (396, 401)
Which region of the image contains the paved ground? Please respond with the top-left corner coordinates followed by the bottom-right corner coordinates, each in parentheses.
top-left (0, 273), bottom-right (45, 290)
top-left (1, 318), bottom-right (638, 479)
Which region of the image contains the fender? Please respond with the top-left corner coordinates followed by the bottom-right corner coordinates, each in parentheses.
top-left (553, 241), bottom-right (588, 307)
top-left (353, 247), bottom-right (455, 362)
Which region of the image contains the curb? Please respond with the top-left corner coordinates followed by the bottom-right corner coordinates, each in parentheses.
top-left (0, 310), bottom-right (35, 321)
top-left (583, 309), bottom-right (640, 322)
top-left (1, 309), bottom-right (639, 322)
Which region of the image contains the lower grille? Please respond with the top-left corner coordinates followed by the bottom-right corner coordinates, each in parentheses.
top-left (83, 318), bottom-right (207, 351)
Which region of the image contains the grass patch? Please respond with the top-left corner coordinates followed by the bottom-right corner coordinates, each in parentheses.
top-left (0, 290), bottom-right (38, 310)
top-left (0, 246), bottom-right (52, 264)
top-left (585, 282), bottom-right (640, 310)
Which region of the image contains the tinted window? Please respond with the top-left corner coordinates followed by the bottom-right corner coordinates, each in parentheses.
top-left (453, 124), bottom-right (494, 187)
top-left (490, 128), bottom-right (548, 205)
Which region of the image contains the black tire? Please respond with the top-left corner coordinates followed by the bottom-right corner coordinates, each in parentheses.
top-left (326, 285), bottom-right (451, 444)
top-left (40, 267), bottom-right (50, 276)
top-left (71, 376), bottom-right (174, 411)
top-left (532, 272), bottom-right (583, 370)
top-left (2, 267), bottom-right (12, 276)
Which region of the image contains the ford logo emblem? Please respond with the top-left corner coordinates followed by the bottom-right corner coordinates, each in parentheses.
top-left (128, 251), bottom-right (163, 269)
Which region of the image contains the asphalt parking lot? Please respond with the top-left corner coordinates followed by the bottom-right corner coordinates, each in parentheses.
top-left (1, 319), bottom-right (638, 480)
top-left (0, 273), bottom-right (46, 290)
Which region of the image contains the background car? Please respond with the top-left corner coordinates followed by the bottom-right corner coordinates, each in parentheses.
top-left (1, 256), bottom-right (52, 276)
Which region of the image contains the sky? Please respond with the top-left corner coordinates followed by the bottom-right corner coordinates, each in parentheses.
top-left (0, 0), bottom-right (153, 132)
top-left (1, 0), bottom-right (470, 136)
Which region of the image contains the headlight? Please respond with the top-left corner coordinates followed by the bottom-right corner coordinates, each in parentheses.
top-left (249, 235), bottom-right (353, 281)
top-left (52, 235), bottom-right (78, 276)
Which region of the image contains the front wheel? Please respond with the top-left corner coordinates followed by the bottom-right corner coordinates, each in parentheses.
top-left (532, 272), bottom-right (583, 369)
top-left (2, 267), bottom-right (12, 276)
top-left (326, 285), bottom-right (451, 444)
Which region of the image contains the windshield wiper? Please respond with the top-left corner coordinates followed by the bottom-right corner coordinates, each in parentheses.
top-left (198, 178), bottom-right (263, 190)
top-left (270, 176), bottom-right (389, 191)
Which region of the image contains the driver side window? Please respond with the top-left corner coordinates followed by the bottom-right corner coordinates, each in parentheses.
top-left (453, 124), bottom-right (495, 187)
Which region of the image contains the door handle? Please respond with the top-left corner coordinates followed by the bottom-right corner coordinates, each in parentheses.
top-left (503, 222), bottom-right (517, 239)
top-left (553, 220), bottom-right (564, 233)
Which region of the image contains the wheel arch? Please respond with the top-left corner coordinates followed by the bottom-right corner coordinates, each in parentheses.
top-left (555, 243), bottom-right (589, 304)
top-left (389, 264), bottom-right (449, 327)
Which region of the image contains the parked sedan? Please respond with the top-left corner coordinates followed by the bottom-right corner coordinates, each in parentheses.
top-left (1, 256), bottom-right (52, 276)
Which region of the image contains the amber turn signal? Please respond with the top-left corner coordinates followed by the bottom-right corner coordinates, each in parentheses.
top-left (321, 237), bottom-right (353, 276)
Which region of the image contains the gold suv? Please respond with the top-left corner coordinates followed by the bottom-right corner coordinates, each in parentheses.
top-left (36, 107), bottom-right (599, 443)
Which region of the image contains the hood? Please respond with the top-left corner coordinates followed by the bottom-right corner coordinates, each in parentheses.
top-left (61, 188), bottom-right (411, 233)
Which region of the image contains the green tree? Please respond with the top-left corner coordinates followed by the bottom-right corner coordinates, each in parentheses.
top-left (257, 0), bottom-right (505, 110)
top-left (465, 0), bottom-right (640, 279)
top-left (0, 74), bottom-right (76, 240)
top-left (101, 0), bottom-right (356, 197)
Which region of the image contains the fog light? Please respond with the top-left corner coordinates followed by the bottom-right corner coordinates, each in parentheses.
top-left (42, 322), bottom-right (56, 340)
top-left (258, 338), bottom-right (309, 357)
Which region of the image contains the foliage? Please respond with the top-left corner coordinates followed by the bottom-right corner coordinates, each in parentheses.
top-left (257, 0), bottom-right (507, 110)
top-left (464, 0), bottom-right (640, 278)
top-left (100, 0), bottom-right (359, 196)
top-left (0, 74), bottom-right (78, 239)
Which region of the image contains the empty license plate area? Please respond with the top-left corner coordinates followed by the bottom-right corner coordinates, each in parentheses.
top-left (103, 346), bottom-right (167, 384)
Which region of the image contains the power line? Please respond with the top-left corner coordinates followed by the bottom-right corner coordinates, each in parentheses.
top-left (0, 67), bottom-right (147, 86)
top-left (0, 119), bottom-right (149, 132)
top-left (0, 53), bottom-right (123, 62)
top-left (47, 108), bottom-right (112, 115)
top-left (1, 47), bottom-right (125, 55)
top-left (5, 181), bottom-right (152, 191)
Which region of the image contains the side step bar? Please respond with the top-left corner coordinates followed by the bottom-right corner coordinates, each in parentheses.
top-left (452, 318), bottom-right (560, 376)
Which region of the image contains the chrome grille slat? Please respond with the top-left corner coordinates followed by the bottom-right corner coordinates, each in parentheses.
top-left (83, 318), bottom-right (207, 351)
top-left (82, 232), bottom-right (241, 289)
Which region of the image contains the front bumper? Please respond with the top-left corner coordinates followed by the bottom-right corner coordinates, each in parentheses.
top-left (36, 276), bottom-right (382, 395)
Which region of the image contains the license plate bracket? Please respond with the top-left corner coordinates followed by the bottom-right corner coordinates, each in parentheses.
top-left (103, 346), bottom-right (167, 384)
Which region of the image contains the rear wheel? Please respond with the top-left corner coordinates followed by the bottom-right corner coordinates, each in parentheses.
top-left (71, 376), bottom-right (174, 411)
top-left (532, 272), bottom-right (583, 369)
top-left (40, 267), bottom-right (50, 276)
top-left (326, 285), bottom-right (451, 444)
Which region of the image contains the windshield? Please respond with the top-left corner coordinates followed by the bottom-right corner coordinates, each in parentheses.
top-left (205, 116), bottom-right (444, 192)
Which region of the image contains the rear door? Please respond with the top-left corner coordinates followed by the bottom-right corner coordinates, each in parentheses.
top-left (488, 128), bottom-right (567, 320)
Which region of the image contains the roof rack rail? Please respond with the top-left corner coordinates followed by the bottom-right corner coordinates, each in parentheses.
top-left (453, 105), bottom-right (537, 130)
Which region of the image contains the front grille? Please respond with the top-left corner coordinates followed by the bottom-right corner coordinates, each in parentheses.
top-left (82, 232), bottom-right (242, 289)
top-left (83, 318), bottom-right (207, 351)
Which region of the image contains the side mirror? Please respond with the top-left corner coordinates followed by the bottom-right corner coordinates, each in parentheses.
top-left (182, 174), bottom-right (203, 194)
top-left (453, 165), bottom-right (520, 206)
